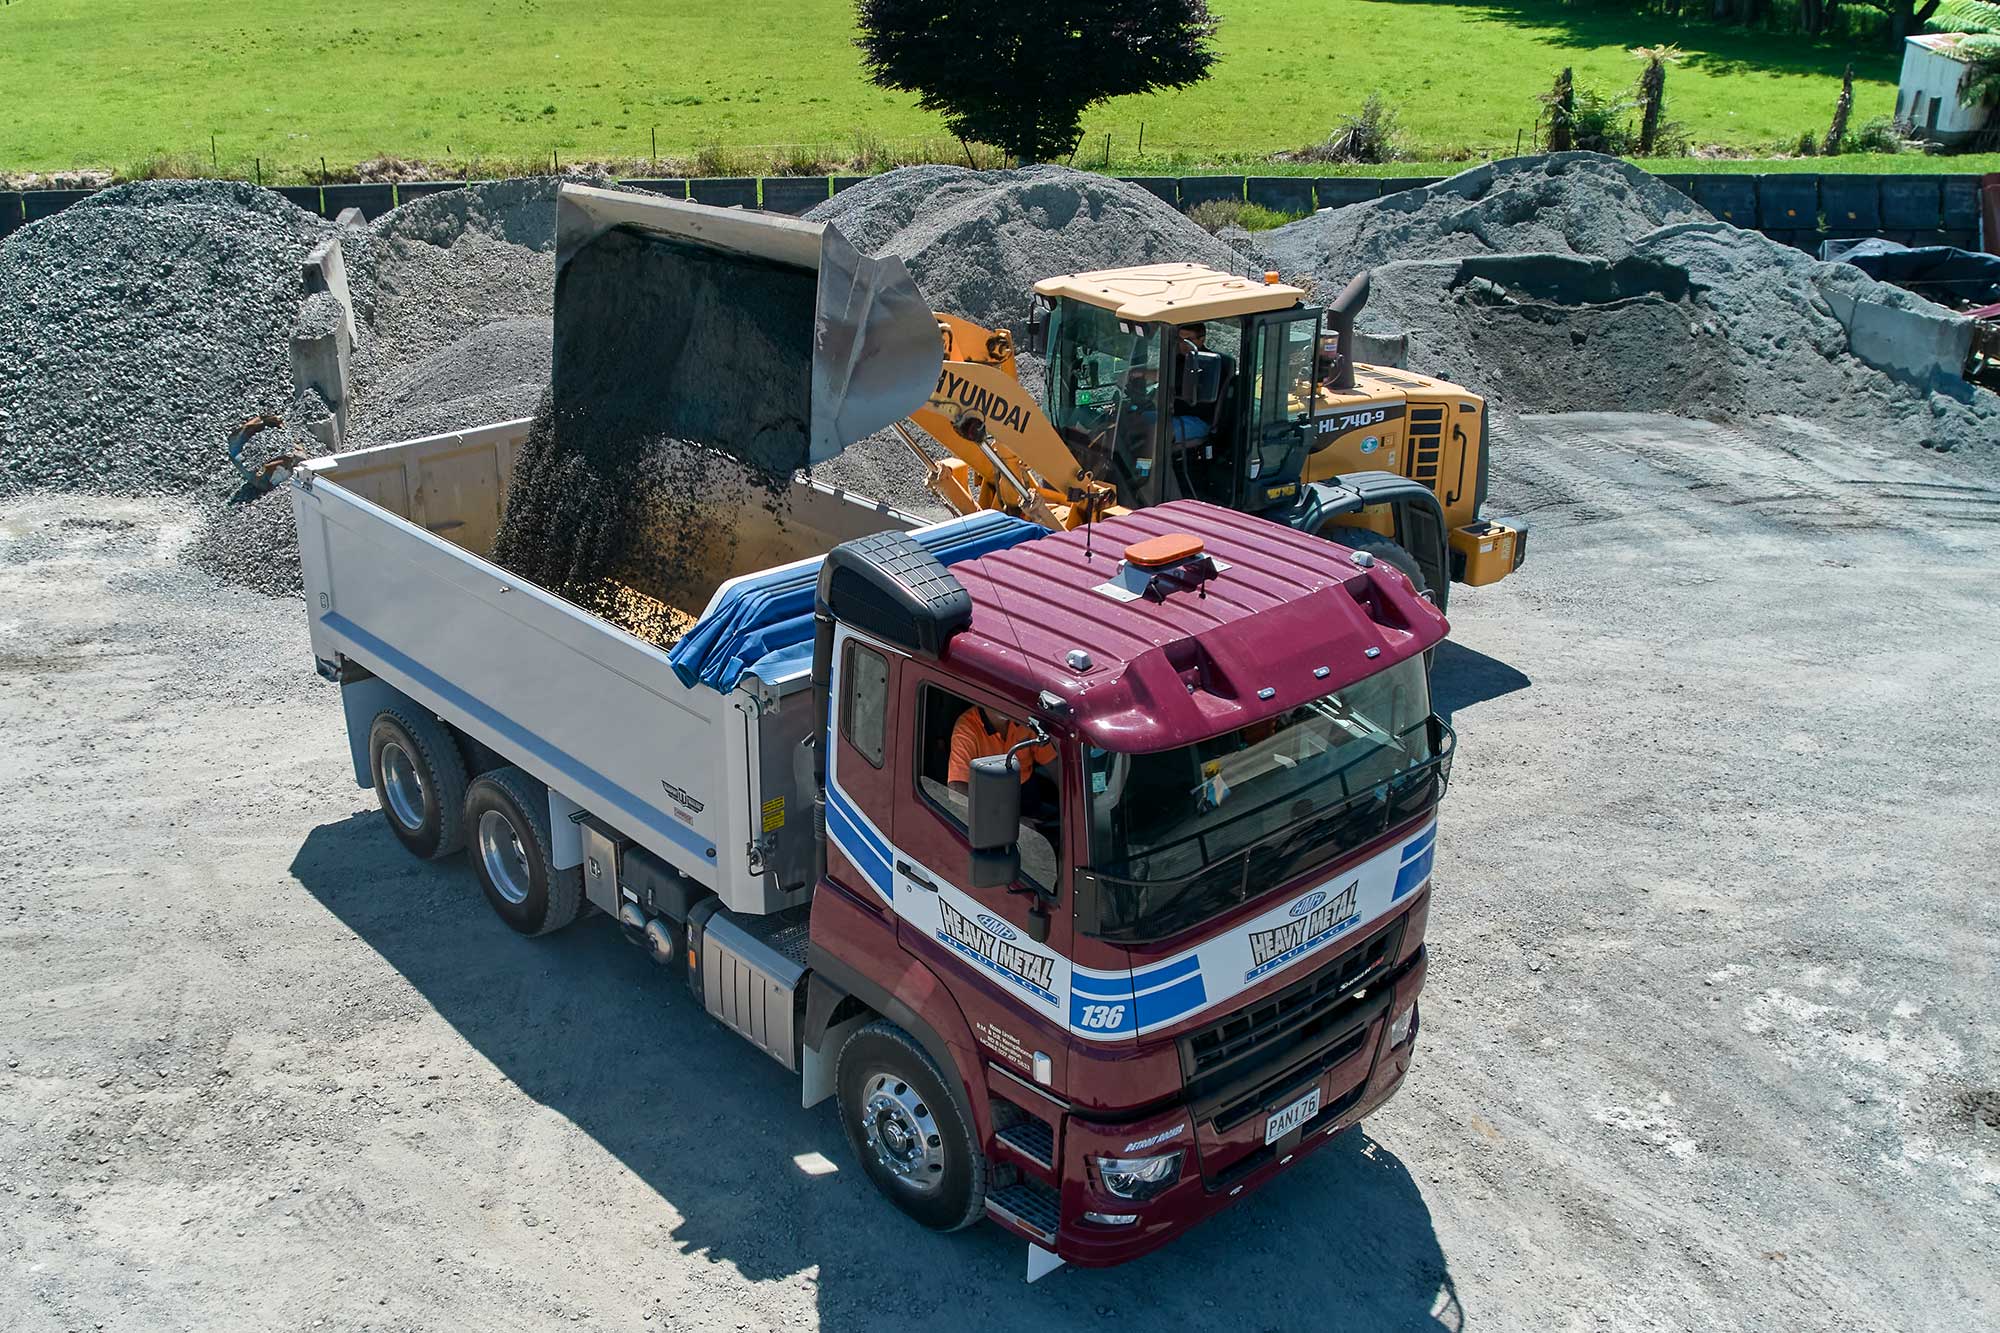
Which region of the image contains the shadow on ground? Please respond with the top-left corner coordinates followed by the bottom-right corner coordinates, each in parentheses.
top-left (1433, 638), bottom-right (1532, 724)
top-left (1370, 0), bottom-right (1898, 82)
top-left (292, 811), bottom-right (1463, 1329)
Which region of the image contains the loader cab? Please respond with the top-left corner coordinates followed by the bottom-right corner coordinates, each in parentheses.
top-left (1034, 265), bottom-right (1323, 518)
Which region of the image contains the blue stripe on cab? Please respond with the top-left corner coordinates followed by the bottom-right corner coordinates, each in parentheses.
top-left (1133, 972), bottom-right (1209, 1029)
top-left (1394, 846), bottom-right (1433, 900)
top-left (1071, 969), bottom-right (1134, 999)
top-left (1401, 822), bottom-right (1436, 864)
top-left (1131, 953), bottom-right (1203, 990)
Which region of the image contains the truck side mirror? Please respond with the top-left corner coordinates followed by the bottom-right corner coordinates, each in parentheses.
top-left (967, 754), bottom-right (1022, 889)
top-left (967, 754), bottom-right (1021, 851)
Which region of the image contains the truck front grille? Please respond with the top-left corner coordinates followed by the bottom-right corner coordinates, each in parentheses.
top-left (1179, 919), bottom-right (1402, 1115)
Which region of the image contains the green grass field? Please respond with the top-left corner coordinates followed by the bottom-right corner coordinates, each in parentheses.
top-left (3, 0), bottom-right (1995, 179)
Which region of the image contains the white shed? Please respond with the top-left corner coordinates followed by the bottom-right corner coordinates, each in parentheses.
top-left (1896, 34), bottom-right (1993, 146)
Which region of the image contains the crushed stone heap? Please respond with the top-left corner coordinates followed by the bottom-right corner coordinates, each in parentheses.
top-left (0, 180), bottom-right (337, 497)
top-left (1262, 153), bottom-right (1996, 452)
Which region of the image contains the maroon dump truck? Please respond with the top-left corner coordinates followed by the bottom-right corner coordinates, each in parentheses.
top-left (296, 409), bottom-right (1450, 1278)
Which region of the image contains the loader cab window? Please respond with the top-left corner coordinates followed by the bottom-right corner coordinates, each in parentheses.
top-left (1044, 299), bottom-right (1168, 508)
top-left (915, 684), bottom-right (1062, 892)
top-left (1239, 313), bottom-right (1320, 502)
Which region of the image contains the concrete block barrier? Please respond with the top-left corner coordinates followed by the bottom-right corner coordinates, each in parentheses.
top-left (689, 177), bottom-right (758, 209)
top-left (830, 175), bottom-right (870, 197)
top-left (1379, 178), bottom-right (1442, 196)
top-left (395, 181), bottom-right (464, 205)
top-left (1178, 175), bottom-right (1244, 209)
top-left (1313, 179), bottom-right (1382, 209)
top-left (24, 189), bottom-right (96, 222)
top-left (0, 192), bottom-right (23, 239)
top-left (759, 177), bottom-right (830, 214)
top-left (1118, 177), bottom-right (1179, 208)
top-left (275, 186), bottom-right (323, 215)
top-left (1820, 177), bottom-right (1882, 230)
top-left (1691, 175), bottom-right (1758, 226)
top-left (618, 178), bottom-right (689, 198)
top-left (1940, 177), bottom-right (1981, 231)
top-left (1654, 174), bottom-right (1698, 201)
top-left (1756, 176), bottom-right (1818, 230)
top-left (1880, 177), bottom-right (1942, 230)
top-left (1246, 176), bottom-right (1314, 215)
top-left (319, 183), bottom-right (395, 220)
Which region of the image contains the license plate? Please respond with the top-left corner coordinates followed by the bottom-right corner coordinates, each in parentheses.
top-left (1264, 1087), bottom-right (1321, 1145)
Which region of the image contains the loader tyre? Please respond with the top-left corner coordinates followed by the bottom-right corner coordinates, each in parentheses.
top-left (368, 705), bottom-right (468, 860)
top-left (462, 766), bottom-right (583, 937)
top-left (835, 1020), bottom-right (988, 1232)
top-left (1319, 526), bottom-right (1430, 601)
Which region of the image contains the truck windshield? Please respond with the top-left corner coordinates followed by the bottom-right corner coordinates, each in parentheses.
top-left (1045, 300), bottom-right (1165, 505)
top-left (1080, 657), bottom-right (1448, 944)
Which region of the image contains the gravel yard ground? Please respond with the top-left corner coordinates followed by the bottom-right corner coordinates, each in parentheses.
top-left (1, 411), bottom-right (1994, 1332)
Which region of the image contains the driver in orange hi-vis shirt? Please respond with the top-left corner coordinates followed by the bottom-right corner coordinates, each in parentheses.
top-left (947, 705), bottom-right (1056, 796)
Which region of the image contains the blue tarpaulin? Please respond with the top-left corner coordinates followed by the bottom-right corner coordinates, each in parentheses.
top-left (668, 511), bottom-right (1045, 692)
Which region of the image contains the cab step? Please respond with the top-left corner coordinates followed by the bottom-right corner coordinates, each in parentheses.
top-left (987, 1178), bottom-right (1060, 1242)
top-left (995, 1117), bottom-right (1055, 1169)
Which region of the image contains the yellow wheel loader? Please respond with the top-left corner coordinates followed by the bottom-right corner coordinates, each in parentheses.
top-left (896, 263), bottom-right (1527, 609)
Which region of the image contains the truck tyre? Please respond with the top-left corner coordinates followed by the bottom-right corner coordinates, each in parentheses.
top-left (1319, 525), bottom-right (1429, 600)
top-left (462, 767), bottom-right (583, 937)
top-left (835, 1020), bottom-right (988, 1232)
top-left (368, 706), bottom-right (468, 860)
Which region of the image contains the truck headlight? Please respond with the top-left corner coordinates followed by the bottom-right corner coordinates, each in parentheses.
top-left (1388, 1000), bottom-right (1417, 1048)
top-left (1091, 1150), bottom-right (1183, 1200)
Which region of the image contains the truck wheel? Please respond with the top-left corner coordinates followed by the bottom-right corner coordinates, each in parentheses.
top-left (368, 706), bottom-right (468, 860)
top-left (1319, 525), bottom-right (1430, 600)
top-left (462, 767), bottom-right (583, 936)
top-left (835, 1020), bottom-right (988, 1232)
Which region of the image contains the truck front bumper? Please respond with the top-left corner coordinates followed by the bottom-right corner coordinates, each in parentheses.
top-left (1025, 946), bottom-right (1427, 1269)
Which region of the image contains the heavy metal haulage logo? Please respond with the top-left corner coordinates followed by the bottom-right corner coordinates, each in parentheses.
top-left (932, 369), bottom-right (1032, 436)
top-left (1246, 881), bottom-right (1360, 980)
top-left (938, 899), bottom-right (1055, 1002)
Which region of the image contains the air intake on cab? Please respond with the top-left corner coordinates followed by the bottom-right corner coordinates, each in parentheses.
top-left (816, 531), bottom-right (973, 657)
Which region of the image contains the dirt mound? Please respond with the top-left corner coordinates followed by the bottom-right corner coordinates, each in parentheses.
top-left (806, 164), bottom-right (1256, 337)
top-left (0, 180), bottom-right (335, 497)
top-left (1262, 153), bottom-right (1709, 277)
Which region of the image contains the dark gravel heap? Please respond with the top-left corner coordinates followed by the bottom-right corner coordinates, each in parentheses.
top-left (1263, 154), bottom-right (1997, 451)
top-left (0, 181), bottom-right (335, 497)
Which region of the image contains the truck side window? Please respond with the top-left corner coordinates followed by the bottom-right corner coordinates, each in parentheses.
top-left (841, 643), bottom-right (888, 768)
top-left (915, 684), bottom-right (1061, 893)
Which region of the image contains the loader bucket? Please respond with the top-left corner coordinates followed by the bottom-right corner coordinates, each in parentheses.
top-left (552, 183), bottom-right (942, 469)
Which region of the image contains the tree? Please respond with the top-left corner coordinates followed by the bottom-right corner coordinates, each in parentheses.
top-left (855, 1), bottom-right (1219, 164)
top-left (1544, 67), bottom-right (1576, 152)
top-left (1823, 63), bottom-right (1855, 155)
top-left (1630, 44), bottom-right (1682, 156)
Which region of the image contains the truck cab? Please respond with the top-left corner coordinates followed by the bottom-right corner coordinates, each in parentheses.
top-left (809, 500), bottom-right (1450, 1269)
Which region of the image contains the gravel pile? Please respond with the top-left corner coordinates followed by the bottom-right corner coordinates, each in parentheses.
top-left (1264, 153), bottom-right (1996, 451)
top-left (1261, 153), bottom-right (1708, 275)
top-left (808, 164), bottom-right (1255, 337)
top-left (346, 316), bottom-right (552, 442)
top-left (0, 180), bottom-right (335, 497)
top-left (348, 179), bottom-right (567, 424)
top-left (804, 164), bottom-right (1252, 509)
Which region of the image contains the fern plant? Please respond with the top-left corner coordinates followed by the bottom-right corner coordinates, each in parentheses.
top-left (1954, 34), bottom-right (2000, 107)
top-left (1931, 0), bottom-right (2000, 33)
